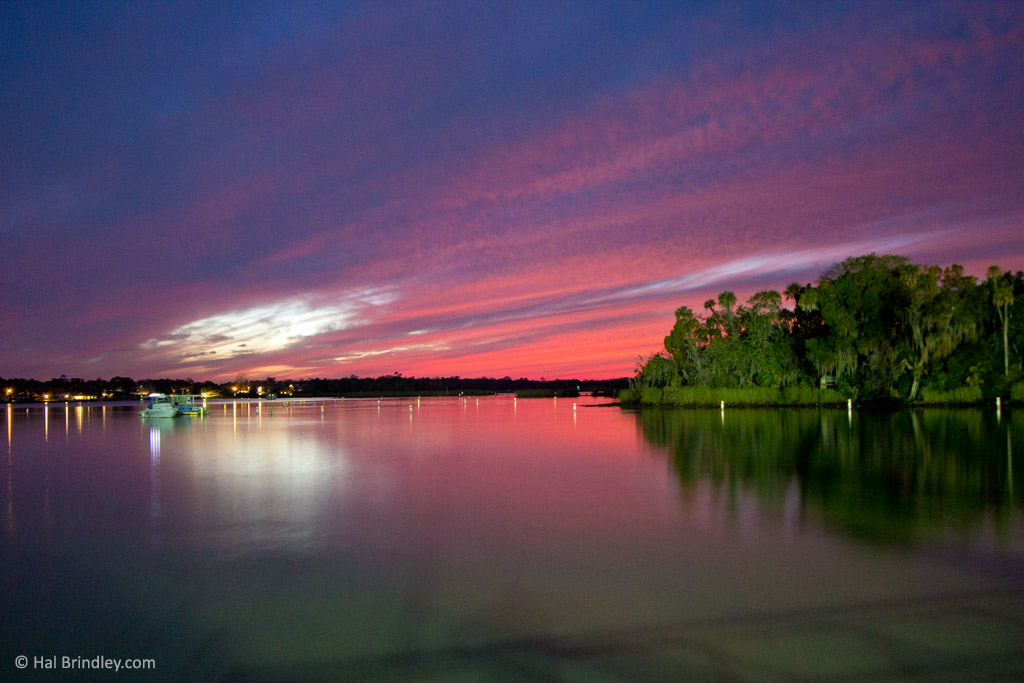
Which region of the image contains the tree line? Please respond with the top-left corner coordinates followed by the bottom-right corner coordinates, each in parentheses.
top-left (624, 254), bottom-right (1023, 405)
top-left (0, 373), bottom-right (627, 402)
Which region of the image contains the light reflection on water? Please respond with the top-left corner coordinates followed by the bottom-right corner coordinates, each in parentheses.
top-left (1, 398), bottom-right (1023, 681)
top-left (181, 416), bottom-right (344, 557)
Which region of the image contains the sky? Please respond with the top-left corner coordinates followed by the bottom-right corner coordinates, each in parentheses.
top-left (2, 1), bottom-right (1023, 381)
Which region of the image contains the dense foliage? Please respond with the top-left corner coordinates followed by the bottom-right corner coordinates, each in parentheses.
top-left (625, 254), bottom-right (1024, 405)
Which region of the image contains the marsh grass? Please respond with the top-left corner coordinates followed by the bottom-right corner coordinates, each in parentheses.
top-left (621, 385), bottom-right (847, 407)
top-left (918, 386), bottom-right (984, 404)
top-left (622, 383), bottom-right (1012, 407)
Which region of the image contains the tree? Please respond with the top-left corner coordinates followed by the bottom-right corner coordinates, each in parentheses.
top-left (800, 254), bottom-right (910, 397)
top-left (631, 353), bottom-right (678, 394)
top-left (987, 266), bottom-right (1014, 377)
top-left (798, 275), bottom-right (858, 385)
top-left (635, 253), bottom-right (1015, 405)
top-left (664, 306), bottom-right (705, 382)
top-left (737, 290), bottom-right (794, 387)
top-left (716, 290), bottom-right (739, 337)
top-left (783, 282), bottom-right (802, 303)
top-left (899, 264), bottom-right (977, 400)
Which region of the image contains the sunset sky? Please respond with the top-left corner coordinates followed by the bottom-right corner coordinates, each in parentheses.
top-left (2, 1), bottom-right (1022, 381)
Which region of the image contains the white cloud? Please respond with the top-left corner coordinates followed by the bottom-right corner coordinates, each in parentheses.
top-left (141, 288), bottom-right (397, 361)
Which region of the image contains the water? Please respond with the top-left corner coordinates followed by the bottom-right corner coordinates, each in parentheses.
top-left (2, 398), bottom-right (1023, 681)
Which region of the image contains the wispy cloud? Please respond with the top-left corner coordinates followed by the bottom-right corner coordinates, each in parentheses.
top-left (332, 341), bottom-right (451, 364)
top-left (609, 229), bottom-right (950, 301)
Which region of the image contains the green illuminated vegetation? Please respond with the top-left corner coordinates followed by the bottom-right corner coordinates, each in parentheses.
top-left (623, 254), bottom-right (1024, 405)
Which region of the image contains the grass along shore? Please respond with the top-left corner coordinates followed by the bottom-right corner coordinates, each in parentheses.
top-left (619, 382), bottom-right (1024, 407)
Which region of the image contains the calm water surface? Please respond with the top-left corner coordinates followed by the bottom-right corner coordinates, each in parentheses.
top-left (2, 397), bottom-right (1023, 681)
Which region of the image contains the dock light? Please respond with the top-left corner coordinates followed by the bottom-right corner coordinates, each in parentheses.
top-left (43, 394), bottom-right (50, 401)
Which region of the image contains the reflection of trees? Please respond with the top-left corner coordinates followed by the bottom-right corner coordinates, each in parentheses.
top-left (637, 408), bottom-right (1021, 544)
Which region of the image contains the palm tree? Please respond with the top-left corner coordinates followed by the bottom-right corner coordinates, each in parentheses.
top-left (783, 282), bottom-right (802, 302)
top-left (987, 266), bottom-right (1014, 377)
top-left (717, 291), bottom-right (739, 337)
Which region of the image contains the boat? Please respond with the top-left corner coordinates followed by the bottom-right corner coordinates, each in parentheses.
top-left (171, 394), bottom-right (209, 417)
top-left (140, 393), bottom-right (209, 418)
top-left (140, 393), bottom-right (176, 418)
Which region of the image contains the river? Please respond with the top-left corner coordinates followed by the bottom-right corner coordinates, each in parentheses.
top-left (2, 397), bottom-right (1022, 681)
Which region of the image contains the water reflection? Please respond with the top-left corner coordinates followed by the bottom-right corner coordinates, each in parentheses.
top-left (5, 404), bottom-right (12, 537)
top-left (164, 417), bottom-right (346, 557)
top-left (149, 425), bottom-right (161, 519)
top-left (638, 408), bottom-right (1022, 547)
